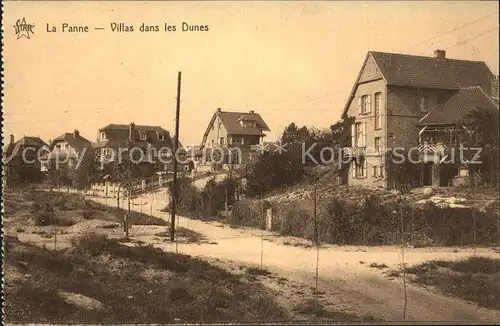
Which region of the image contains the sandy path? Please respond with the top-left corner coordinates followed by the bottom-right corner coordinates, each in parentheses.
top-left (91, 192), bottom-right (500, 323)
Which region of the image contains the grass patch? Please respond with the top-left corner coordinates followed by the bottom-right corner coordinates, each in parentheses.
top-left (71, 233), bottom-right (115, 256)
top-left (34, 212), bottom-right (76, 227)
top-left (292, 299), bottom-right (378, 322)
top-left (4, 235), bottom-right (290, 323)
top-left (404, 256), bottom-right (500, 310)
top-left (246, 267), bottom-right (272, 276)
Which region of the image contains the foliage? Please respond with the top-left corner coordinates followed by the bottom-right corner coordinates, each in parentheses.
top-left (46, 156), bottom-right (72, 187)
top-left (384, 149), bottom-right (422, 191)
top-left (243, 118), bottom-right (355, 197)
top-left (459, 108), bottom-right (500, 186)
top-left (74, 146), bottom-right (101, 190)
top-left (242, 142), bottom-right (305, 197)
top-left (228, 195), bottom-right (499, 247)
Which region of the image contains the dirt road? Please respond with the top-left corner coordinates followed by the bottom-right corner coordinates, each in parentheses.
top-left (92, 191), bottom-right (500, 323)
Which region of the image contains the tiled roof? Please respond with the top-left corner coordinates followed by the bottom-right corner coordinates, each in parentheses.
top-left (342, 51), bottom-right (494, 118)
top-left (94, 124), bottom-right (173, 151)
top-left (216, 111), bottom-right (270, 135)
top-left (417, 87), bottom-right (499, 126)
top-left (50, 132), bottom-right (91, 153)
top-left (370, 51), bottom-right (494, 90)
top-left (3, 136), bottom-right (48, 165)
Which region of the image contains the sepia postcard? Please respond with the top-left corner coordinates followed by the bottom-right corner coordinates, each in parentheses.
top-left (1, 0), bottom-right (499, 324)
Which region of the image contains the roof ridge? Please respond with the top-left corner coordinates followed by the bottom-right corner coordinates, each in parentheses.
top-left (369, 50), bottom-right (488, 64)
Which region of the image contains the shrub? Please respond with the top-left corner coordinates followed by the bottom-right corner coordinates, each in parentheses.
top-left (34, 212), bottom-right (75, 227)
top-left (71, 233), bottom-right (113, 256)
top-left (229, 200), bottom-right (265, 228)
top-left (234, 195), bottom-right (500, 247)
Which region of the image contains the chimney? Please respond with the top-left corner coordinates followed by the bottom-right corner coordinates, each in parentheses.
top-left (10, 134), bottom-right (14, 144)
top-left (73, 129), bottom-right (79, 138)
top-left (217, 108), bottom-right (221, 112)
top-left (129, 123), bottom-right (135, 141)
top-left (434, 49), bottom-right (446, 60)
top-left (249, 110), bottom-right (255, 113)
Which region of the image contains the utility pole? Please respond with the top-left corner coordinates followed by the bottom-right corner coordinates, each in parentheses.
top-left (170, 71), bottom-right (182, 242)
top-left (126, 141), bottom-right (132, 237)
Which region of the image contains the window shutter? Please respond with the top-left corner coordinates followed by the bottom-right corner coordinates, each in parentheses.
top-left (352, 162), bottom-right (356, 178)
top-left (351, 124), bottom-right (355, 147)
top-left (367, 95), bottom-right (372, 113)
top-left (358, 97), bottom-right (362, 114)
top-left (372, 166), bottom-right (377, 177)
top-left (363, 159), bottom-right (367, 178)
top-left (380, 165), bottom-right (384, 178)
top-left (363, 123), bottom-right (367, 147)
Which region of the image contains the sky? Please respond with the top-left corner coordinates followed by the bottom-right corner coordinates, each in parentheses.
top-left (3, 1), bottom-right (499, 147)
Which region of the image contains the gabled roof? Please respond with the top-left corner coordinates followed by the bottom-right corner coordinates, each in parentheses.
top-left (50, 132), bottom-right (91, 153)
top-left (3, 136), bottom-right (48, 165)
top-left (94, 124), bottom-right (173, 150)
top-left (99, 124), bottom-right (168, 133)
top-left (342, 51), bottom-right (495, 118)
top-left (417, 87), bottom-right (499, 126)
top-left (202, 110), bottom-right (270, 145)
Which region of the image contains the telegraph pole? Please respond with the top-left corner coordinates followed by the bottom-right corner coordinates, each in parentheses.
top-left (170, 71), bottom-right (182, 242)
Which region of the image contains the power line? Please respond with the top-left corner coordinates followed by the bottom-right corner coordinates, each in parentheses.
top-left (410, 11), bottom-right (497, 49)
top-left (445, 26), bottom-right (499, 50)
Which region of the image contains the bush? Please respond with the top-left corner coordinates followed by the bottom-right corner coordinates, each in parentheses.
top-left (71, 233), bottom-right (114, 256)
top-left (229, 200), bottom-right (265, 228)
top-left (34, 212), bottom-right (75, 227)
top-left (231, 195), bottom-right (500, 247)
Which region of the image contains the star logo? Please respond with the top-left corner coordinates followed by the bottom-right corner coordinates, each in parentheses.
top-left (14, 18), bottom-right (35, 39)
top-left (255, 143), bottom-right (269, 155)
top-left (274, 140), bottom-right (288, 154)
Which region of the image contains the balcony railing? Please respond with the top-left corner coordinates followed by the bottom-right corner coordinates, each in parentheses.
top-left (343, 146), bottom-right (366, 158)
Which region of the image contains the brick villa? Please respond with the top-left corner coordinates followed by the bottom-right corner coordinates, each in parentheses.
top-left (343, 49), bottom-right (498, 188)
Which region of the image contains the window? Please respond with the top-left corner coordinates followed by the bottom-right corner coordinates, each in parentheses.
top-left (139, 131), bottom-right (147, 140)
top-left (379, 165), bottom-right (385, 178)
top-left (220, 137), bottom-right (225, 145)
top-left (372, 165), bottom-right (384, 178)
top-left (374, 137), bottom-right (382, 154)
top-left (157, 132), bottom-right (164, 141)
top-left (100, 132), bottom-right (106, 140)
top-left (355, 122), bottom-right (365, 147)
top-left (372, 166), bottom-right (378, 178)
top-left (358, 95), bottom-right (371, 114)
top-left (419, 95), bottom-right (428, 112)
top-left (374, 93), bottom-right (382, 129)
top-left (355, 159), bottom-right (367, 178)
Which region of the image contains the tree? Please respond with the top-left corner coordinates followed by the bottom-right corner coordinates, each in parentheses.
top-left (46, 155), bottom-right (71, 188)
top-left (459, 108), bottom-right (500, 186)
top-left (242, 142), bottom-right (305, 197)
top-left (281, 123), bottom-right (311, 144)
top-left (74, 146), bottom-right (101, 190)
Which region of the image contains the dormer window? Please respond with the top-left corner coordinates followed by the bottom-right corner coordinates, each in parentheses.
top-left (157, 132), bottom-right (165, 141)
top-left (139, 131), bottom-right (147, 140)
top-left (419, 95), bottom-right (428, 112)
top-left (100, 132), bottom-right (106, 140)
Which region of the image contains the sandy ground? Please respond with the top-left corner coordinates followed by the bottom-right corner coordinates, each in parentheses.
top-left (81, 191), bottom-right (500, 322)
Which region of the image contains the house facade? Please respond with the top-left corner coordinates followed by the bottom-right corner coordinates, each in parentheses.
top-left (92, 123), bottom-right (174, 177)
top-left (342, 49), bottom-right (496, 188)
top-left (41, 129), bottom-right (92, 174)
top-left (3, 135), bottom-right (49, 186)
top-left (416, 86), bottom-right (499, 186)
top-left (201, 108), bottom-right (270, 164)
